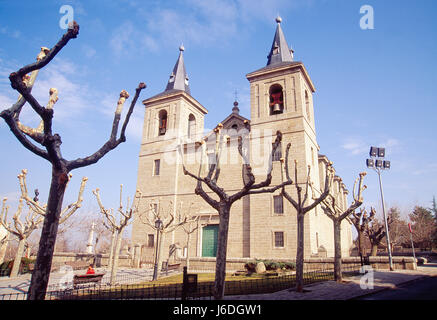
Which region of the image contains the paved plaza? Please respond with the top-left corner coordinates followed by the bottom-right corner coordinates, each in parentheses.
top-left (1, 263), bottom-right (436, 299)
top-left (0, 267), bottom-right (171, 296)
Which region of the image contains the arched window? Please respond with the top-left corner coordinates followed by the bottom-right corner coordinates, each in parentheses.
top-left (269, 84), bottom-right (284, 115)
top-left (305, 91), bottom-right (311, 121)
top-left (188, 113), bottom-right (196, 139)
top-left (158, 109), bottom-right (167, 136)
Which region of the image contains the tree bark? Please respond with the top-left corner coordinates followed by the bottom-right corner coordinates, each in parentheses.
top-left (27, 167), bottom-right (68, 300)
top-left (214, 203), bottom-right (230, 300)
top-left (110, 229), bottom-right (123, 285)
top-left (333, 219), bottom-right (342, 282)
top-left (186, 232), bottom-right (191, 272)
top-left (107, 230), bottom-right (116, 275)
top-left (0, 233), bottom-right (9, 265)
top-left (370, 244), bottom-right (378, 256)
top-left (296, 211), bottom-right (305, 292)
top-left (10, 238), bottom-right (26, 278)
top-left (156, 231), bottom-right (166, 279)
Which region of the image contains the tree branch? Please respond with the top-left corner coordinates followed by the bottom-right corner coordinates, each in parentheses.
top-left (67, 83), bottom-right (146, 171)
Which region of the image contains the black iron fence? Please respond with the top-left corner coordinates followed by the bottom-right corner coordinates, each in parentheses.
top-left (0, 262), bottom-right (362, 300)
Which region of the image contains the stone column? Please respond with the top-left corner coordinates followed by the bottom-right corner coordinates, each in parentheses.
top-left (86, 222), bottom-right (95, 254)
top-left (133, 244), bottom-right (141, 268)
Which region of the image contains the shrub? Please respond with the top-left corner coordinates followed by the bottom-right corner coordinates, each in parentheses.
top-left (284, 262), bottom-right (296, 270)
top-left (0, 258), bottom-right (35, 277)
top-left (244, 262), bottom-right (256, 272)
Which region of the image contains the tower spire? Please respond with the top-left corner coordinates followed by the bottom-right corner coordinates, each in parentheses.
top-left (267, 16), bottom-right (294, 66)
top-left (165, 44), bottom-right (190, 94)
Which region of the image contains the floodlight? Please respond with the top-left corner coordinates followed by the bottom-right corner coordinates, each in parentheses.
top-left (366, 159), bottom-right (375, 168)
top-left (375, 159), bottom-right (383, 168)
top-left (369, 147), bottom-right (378, 157)
top-left (378, 148), bottom-right (385, 158)
top-left (383, 160), bottom-right (390, 169)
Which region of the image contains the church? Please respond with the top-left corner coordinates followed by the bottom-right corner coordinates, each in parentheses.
top-left (131, 17), bottom-right (353, 267)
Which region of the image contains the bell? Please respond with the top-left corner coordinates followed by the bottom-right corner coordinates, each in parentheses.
top-left (272, 103), bottom-right (281, 113)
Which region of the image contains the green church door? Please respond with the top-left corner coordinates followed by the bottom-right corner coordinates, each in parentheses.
top-left (202, 225), bottom-right (218, 257)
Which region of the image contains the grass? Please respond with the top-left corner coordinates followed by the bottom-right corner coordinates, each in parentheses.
top-left (51, 268), bottom-right (360, 300)
top-left (145, 271), bottom-right (283, 285)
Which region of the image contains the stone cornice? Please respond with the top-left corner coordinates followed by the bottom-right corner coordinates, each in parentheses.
top-left (246, 61), bottom-right (316, 93)
top-left (143, 90), bottom-right (208, 115)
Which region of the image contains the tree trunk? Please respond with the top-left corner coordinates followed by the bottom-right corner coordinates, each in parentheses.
top-left (27, 167), bottom-right (68, 300)
top-left (156, 231), bottom-right (166, 279)
top-left (333, 219), bottom-right (342, 282)
top-left (296, 211), bottom-right (305, 292)
top-left (357, 230), bottom-right (365, 264)
top-left (186, 232), bottom-right (191, 272)
top-left (10, 238), bottom-right (26, 278)
top-left (110, 229), bottom-right (123, 285)
top-left (0, 233), bottom-right (9, 265)
top-left (370, 244), bottom-right (378, 256)
top-left (107, 230), bottom-right (116, 275)
top-left (214, 203), bottom-right (230, 300)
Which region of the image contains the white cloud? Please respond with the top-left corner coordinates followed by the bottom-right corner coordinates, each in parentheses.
top-left (30, 59), bottom-right (91, 122)
top-left (341, 137), bottom-right (401, 156)
top-left (412, 163), bottom-right (437, 176)
top-left (341, 138), bottom-right (368, 155)
top-left (110, 0), bottom-right (309, 56)
top-left (82, 45), bottom-right (96, 58)
top-left (0, 26), bottom-right (21, 39)
top-left (109, 21), bottom-right (136, 57)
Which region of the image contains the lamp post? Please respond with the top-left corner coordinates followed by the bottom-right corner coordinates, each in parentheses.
top-left (152, 218), bottom-right (163, 281)
top-left (366, 146), bottom-right (394, 271)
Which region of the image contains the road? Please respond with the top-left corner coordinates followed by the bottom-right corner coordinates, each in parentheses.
top-left (356, 275), bottom-right (437, 300)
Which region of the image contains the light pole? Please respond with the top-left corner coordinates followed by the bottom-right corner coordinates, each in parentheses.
top-left (152, 218), bottom-right (163, 281)
top-left (366, 146), bottom-right (394, 271)
top-left (408, 223), bottom-right (417, 267)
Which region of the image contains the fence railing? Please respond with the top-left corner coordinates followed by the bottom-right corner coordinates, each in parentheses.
top-left (0, 262), bottom-right (362, 300)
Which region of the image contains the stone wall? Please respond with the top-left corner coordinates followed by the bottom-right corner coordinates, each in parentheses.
top-left (49, 252), bottom-right (133, 271)
top-left (180, 256), bottom-right (417, 272)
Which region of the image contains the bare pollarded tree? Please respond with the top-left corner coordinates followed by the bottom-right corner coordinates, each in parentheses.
top-left (93, 185), bottom-right (140, 285)
top-left (1, 169), bottom-right (87, 277)
top-left (180, 124), bottom-right (293, 300)
top-left (138, 199), bottom-right (190, 280)
top-left (180, 212), bottom-right (200, 272)
top-left (364, 211), bottom-right (390, 256)
top-left (0, 224), bottom-right (9, 265)
top-left (0, 22), bottom-right (145, 299)
top-left (0, 198), bottom-right (42, 277)
top-left (350, 207), bottom-right (376, 263)
top-left (17, 169), bottom-right (88, 226)
top-left (317, 172), bottom-right (367, 282)
top-left (280, 157), bottom-right (334, 293)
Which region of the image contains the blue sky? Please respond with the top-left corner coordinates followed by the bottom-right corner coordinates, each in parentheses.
top-left (0, 0), bottom-right (436, 236)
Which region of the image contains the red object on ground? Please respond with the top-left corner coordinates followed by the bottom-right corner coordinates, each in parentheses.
top-left (408, 223), bottom-right (413, 233)
top-left (86, 267), bottom-right (95, 275)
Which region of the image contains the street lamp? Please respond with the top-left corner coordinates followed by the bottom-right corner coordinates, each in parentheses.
top-left (366, 146), bottom-right (394, 271)
top-left (152, 218), bottom-right (163, 281)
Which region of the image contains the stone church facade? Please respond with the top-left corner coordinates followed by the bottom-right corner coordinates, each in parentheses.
top-left (131, 18), bottom-right (353, 266)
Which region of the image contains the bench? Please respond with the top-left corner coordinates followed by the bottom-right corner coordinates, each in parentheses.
top-left (73, 273), bottom-right (105, 288)
top-left (162, 262), bottom-right (181, 272)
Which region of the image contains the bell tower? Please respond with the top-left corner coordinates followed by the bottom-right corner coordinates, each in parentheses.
top-left (132, 45), bottom-right (207, 252)
top-left (246, 17), bottom-right (322, 258)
